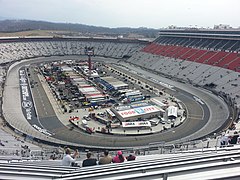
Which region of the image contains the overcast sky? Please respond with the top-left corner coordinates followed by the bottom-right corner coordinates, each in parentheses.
top-left (0, 0), bottom-right (239, 28)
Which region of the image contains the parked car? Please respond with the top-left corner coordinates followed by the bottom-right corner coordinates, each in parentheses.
top-left (97, 112), bottom-right (105, 117)
top-left (83, 115), bottom-right (91, 121)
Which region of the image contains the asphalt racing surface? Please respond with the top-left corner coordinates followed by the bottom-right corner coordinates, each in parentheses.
top-left (3, 56), bottom-right (230, 149)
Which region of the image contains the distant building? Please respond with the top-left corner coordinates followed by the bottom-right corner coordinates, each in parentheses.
top-left (214, 24), bottom-right (232, 29)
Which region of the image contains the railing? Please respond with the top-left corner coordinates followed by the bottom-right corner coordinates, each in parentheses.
top-left (118, 138), bottom-right (221, 157)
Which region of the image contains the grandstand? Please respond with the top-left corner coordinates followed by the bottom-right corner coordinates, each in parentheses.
top-left (0, 31), bottom-right (240, 179)
top-left (0, 37), bottom-right (146, 64)
top-left (1, 145), bottom-right (240, 179)
top-left (129, 29), bottom-right (240, 107)
top-left (141, 30), bottom-right (240, 72)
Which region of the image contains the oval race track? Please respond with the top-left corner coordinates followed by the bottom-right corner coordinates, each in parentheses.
top-left (3, 55), bottom-right (230, 149)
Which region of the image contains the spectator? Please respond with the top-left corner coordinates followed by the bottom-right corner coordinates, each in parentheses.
top-left (126, 154), bottom-right (136, 161)
top-left (62, 148), bottom-right (79, 166)
top-left (99, 150), bottom-right (112, 165)
top-left (82, 152), bottom-right (98, 167)
top-left (220, 133), bottom-right (229, 147)
top-left (0, 140), bottom-right (5, 146)
top-left (112, 151), bottom-right (125, 163)
top-left (229, 131), bottom-right (239, 144)
top-left (229, 123), bottom-right (236, 130)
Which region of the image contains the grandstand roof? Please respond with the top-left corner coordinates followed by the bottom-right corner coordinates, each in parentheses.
top-left (159, 29), bottom-right (240, 40)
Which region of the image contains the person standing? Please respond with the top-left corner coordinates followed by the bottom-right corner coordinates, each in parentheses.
top-left (99, 150), bottom-right (112, 165)
top-left (82, 152), bottom-right (98, 167)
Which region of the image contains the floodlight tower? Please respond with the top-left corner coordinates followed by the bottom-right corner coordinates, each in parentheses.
top-left (84, 47), bottom-right (94, 77)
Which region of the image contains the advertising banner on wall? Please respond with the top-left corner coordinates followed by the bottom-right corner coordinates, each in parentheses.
top-left (118, 105), bottom-right (160, 118)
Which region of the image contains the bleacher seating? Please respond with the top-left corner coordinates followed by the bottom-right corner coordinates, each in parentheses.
top-left (142, 43), bottom-right (239, 72)
top-left (0, 39), bottom-right (145, 65)
top-left (0, 128), bottom-right (42, 158)
top-left (141, 31), bottom-right (240, 73)
top-left (128, 50), bottom-right (240, 107)
top-left (129, 30), bottom-right (240, 107)
top-left (1, 147), bottom-right (240, 179)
